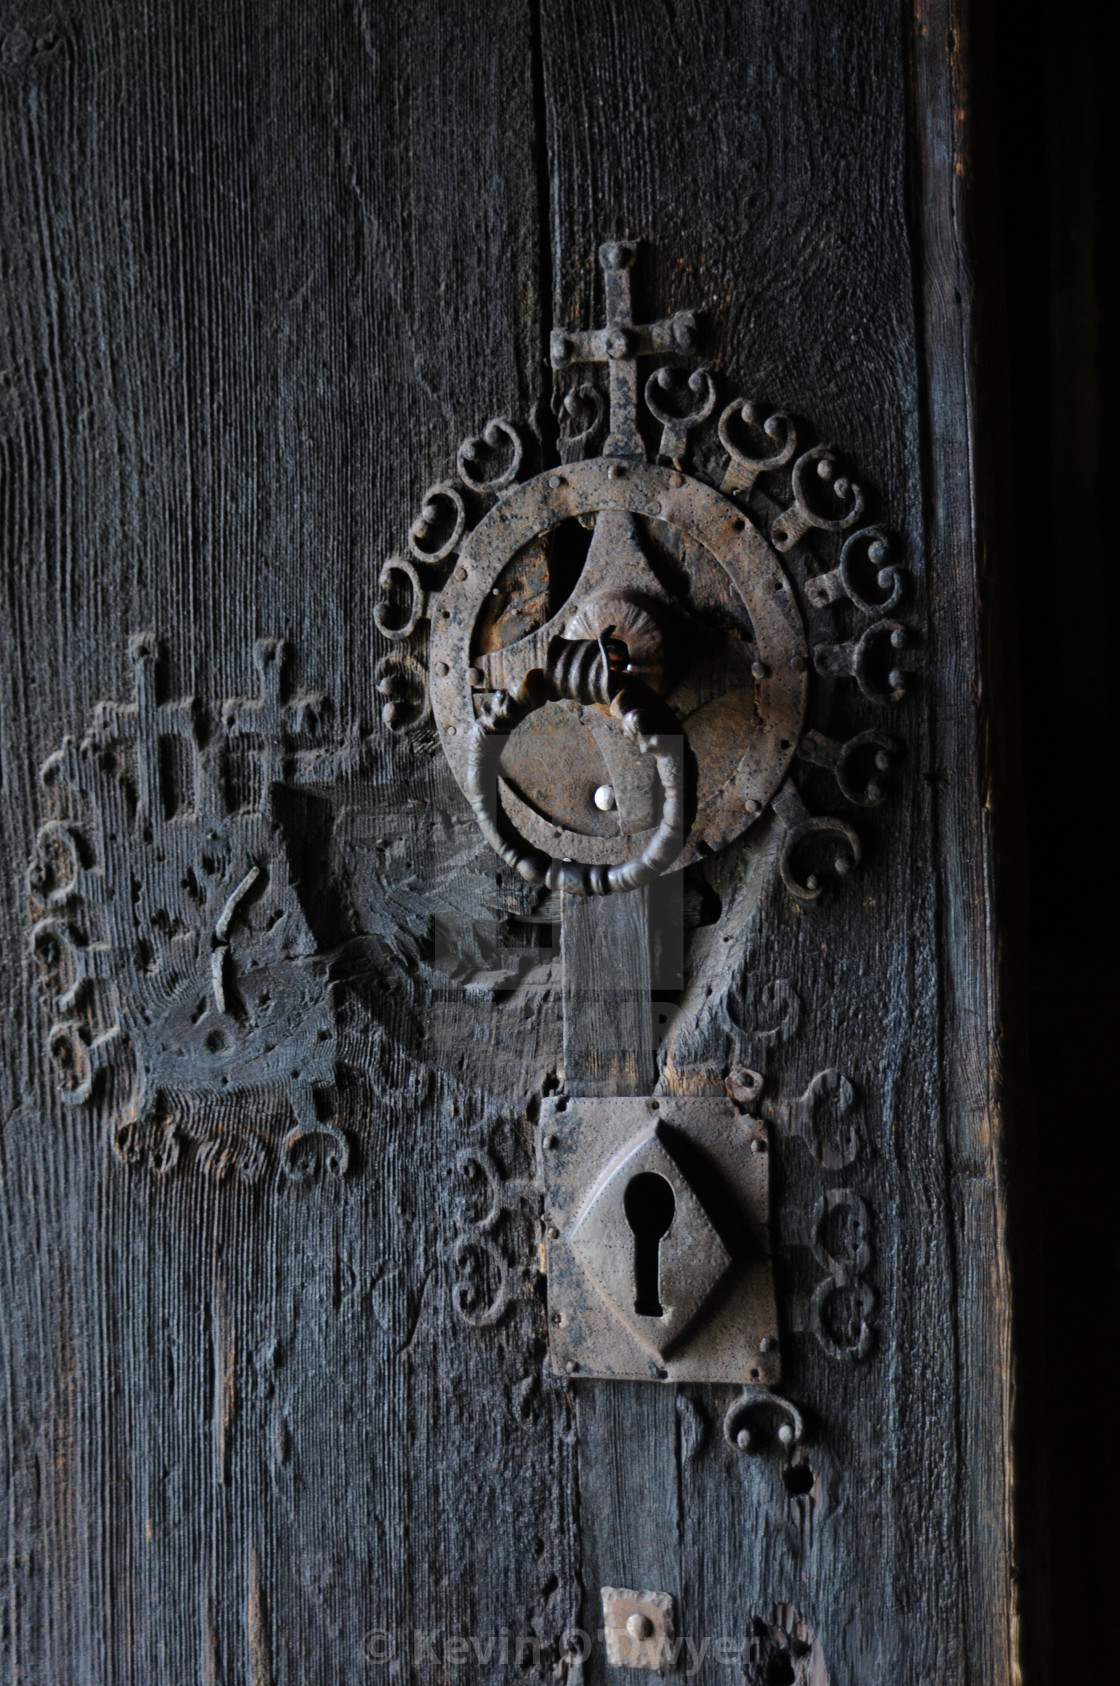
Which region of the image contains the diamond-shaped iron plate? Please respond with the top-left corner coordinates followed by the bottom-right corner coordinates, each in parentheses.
top-left (539, 1095), bottom-right (780, 1385)
top-left (570, 1127), bottom-right (731, 1358)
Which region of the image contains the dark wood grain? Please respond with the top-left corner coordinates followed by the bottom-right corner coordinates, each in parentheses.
top-left (538, 4), bottom-right (1012, 1680)
top-left (563, 889), bottom-right (655, 1096)
top-left (0, 2), bottom-right (1021, 1683)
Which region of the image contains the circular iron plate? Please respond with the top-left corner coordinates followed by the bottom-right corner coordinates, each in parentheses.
top-left (429, 459), bottom-right (808, 873)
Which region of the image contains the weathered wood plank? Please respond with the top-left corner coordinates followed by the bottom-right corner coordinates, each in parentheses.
top-left (538, 1), bottom-right (1016, 1680)
top-left (563, 889), bottom-right (655, 1096)
top-left (0, 3), bottom-right (571, 1681)
top-left (0, 2), bottom-right (1023, 1683)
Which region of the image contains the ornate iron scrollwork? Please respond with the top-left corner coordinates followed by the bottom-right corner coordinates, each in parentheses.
top-left (376, 239), bottom-right (913, 906)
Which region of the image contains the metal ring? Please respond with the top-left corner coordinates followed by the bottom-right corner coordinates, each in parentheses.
top-left (463, 643), bottom-right (686, 896)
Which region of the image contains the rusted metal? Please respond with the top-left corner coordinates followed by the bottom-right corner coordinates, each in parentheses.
top-left (601, 1587), bottom-right (677, 1673)
top-left (539, 1096), bottom-right (779, 1385)
top-left (389, 239), bottom-right (914, 904)
top-left (428, 457), bottom-right (809, 879)
top-left (463, 646), bottom-right (687, 896)
top-left (549, 238), bottom-right (696, 459)
top-left (723, 1386), bottom-right (805, 1456)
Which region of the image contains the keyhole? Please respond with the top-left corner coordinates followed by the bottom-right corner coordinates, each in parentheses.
top-left (623, 1172), bottom-right (676, 1318)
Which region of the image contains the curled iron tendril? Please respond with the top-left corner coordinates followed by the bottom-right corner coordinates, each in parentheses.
top-left (456, 418), bottom-right (523, 493)
top-left (408, 481), bottom-right (467, 564)
top-left (718, 399), bottom-right (798, 494)
top-left (772, 443), bottom-right (865, 551)
top-left (644, 364), bottom-right (717, 467)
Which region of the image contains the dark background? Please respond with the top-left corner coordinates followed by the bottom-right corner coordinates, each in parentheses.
top-left (992, 0), bottom-right (1113, 1662)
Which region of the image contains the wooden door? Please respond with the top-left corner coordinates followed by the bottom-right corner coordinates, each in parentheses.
top-left (1, 4), bottom-right (1026, 1682)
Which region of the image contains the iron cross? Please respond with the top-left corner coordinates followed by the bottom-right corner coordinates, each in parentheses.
top-left (550, 241), bottom-right (698, 458)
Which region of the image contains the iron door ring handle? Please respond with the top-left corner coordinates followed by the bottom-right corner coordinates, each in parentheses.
top-left (463, 636), bottom-right (686, 897)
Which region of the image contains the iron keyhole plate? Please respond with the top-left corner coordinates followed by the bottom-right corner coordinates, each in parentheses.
top-left (539, 1096), bottom-right (780, 1384)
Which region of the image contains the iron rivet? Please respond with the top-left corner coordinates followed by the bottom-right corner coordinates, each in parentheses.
top-left (790, 653), bottom-right (807, 672)
top-left (648, 500), bottom-right (662, 515)
top-left (760, 1335), bottom-right (778, 1353)
top-left (434, 661), bottom-right (449, 677)
top-left (456, 567), bottom-right (467, 581)
top-left (750, 1138), bottom-right (764, 1154)
top-left (669, 472), bottom-right (684, 488)
top-left (549, 475), bottom-right (562, 489)
top-left (547, 1224), bottom-right (560, 1239)
top-left (736, 1428), bottom-right (753, 1451)
top-left (777, 1424), bottom-right (795, 1446)
top-left (608, 462), bottom-right (625, 479)
top-left (543, 1133), bottom-right (558, 1149)
top-left (445, 725), bottom-right (457, 737)
top-left (565, 1360), bottom-right (578, 1374)
top-left (466, 665), bottom-right (484, 686)
top-left (806, 873), bottom-right (820, 892)
top-left (626, 1614), bottom-right (654, 1642)
top-left (745, 798), bottom-right (761, 815)
top-left (751, 661), bottom-right (768, 679)
top-left (551, 1310), bottom-right (564, 1326)
top-left (593, 784), bottom-right (616, 811)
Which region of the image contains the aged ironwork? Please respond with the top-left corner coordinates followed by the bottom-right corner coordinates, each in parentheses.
top-left (723, 1385), bottom-right (805, 1454)
top-left (373, 240), bottom-right (905, 1420)
top-left (26, 635), bottom-right (362, 1183)
top-left (601, 1587), bottom-right (677, 1673)
top-left (378, 239), bottom-right (912, 906)
top-left (539, 1095), bottom-right (778, 1385)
